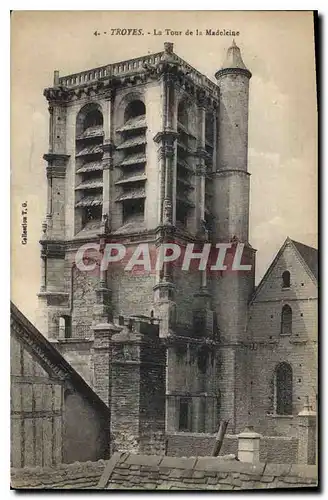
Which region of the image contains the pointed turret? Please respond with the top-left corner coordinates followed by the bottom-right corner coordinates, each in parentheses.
top-left (211, 39), bottom-right (255, 347)
top-left (215, 40), bottom-right (252, 80)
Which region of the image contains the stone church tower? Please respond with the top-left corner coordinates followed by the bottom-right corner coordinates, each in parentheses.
top-left (37, 41), bottom-right (255, 436)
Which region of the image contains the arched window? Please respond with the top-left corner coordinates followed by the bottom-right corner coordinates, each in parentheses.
top-left (124, 100), bottom-right (145, 122)
top-left (282, 270), bottom-right (291, 288)
top-left (281, 304), bottom-right (292, 335)
top-left (76, 103), bottom-right (104, 137)
top-left (275, 362), bottom-right (293, 415)
top-left (83, 109), bottom-right (103, 130)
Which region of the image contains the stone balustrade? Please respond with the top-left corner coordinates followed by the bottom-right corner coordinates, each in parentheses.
top-left (57, 49), bottom-right (218, 97)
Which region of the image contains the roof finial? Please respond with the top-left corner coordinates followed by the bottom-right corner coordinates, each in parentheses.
top-left (220, 40), bottom-right (249, 72)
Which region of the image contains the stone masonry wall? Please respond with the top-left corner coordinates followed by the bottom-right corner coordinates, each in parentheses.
top-left (165, 433), bottom-right (298, 464)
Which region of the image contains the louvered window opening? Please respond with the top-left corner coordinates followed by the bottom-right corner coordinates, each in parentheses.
top-left (176, 103), bottom-right (195, 227)
top-left (75, 108), bottom-right (104, 231)
top-left (116, 101), bottom-right (147, 224)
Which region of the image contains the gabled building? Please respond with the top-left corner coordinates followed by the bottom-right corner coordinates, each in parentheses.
top-left (246, 238), bottom-right (318, 436)
top-left (10, 302), bottom-right (110, 467)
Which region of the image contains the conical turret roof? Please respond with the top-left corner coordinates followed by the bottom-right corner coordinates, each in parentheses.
top-left (215, 40), bottom-right (251, 80)
top-left (222, 39), bottom-right (248, 70)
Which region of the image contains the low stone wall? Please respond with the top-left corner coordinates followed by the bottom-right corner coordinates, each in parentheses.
top-left (11, 460), bottom-right (107, 489)
top-left (166, 433), bottom-right (298, 463)
top-left (98, 452), bottom-right (317, 490)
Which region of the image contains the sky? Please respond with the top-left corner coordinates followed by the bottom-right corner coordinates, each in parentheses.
top-left (11, 11), bottom-right (317, 323)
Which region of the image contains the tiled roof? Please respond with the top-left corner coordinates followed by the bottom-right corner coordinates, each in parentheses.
top-left (291, 239), bottom-right (318, 281)
top-left (77, 161), bottom-right (103, 173)
top-left (10, 452), bottom-right (318, 490)
top-left (75, 193), bottom-right (103, 207)
top-left (96, 452), bottom-right (318, 491)
top-left (11, 460), bottom-right (107, 490)
top-left (250, 237), bottom-right (318, 303)
top-left (116, 115), bottom-right (146, 132)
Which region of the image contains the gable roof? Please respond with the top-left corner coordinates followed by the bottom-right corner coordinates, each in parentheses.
top-left (251, 237), bottom-right (318, 303)
top-left (94, 452), bottom-right (317, 491)
top-left (10, 301), bottom-right (110, 416)
top-left (291, 239), bottom-right (318, 281)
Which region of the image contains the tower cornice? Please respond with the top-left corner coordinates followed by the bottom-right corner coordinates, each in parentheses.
top-left (43, 153), bottom-right (70, 165)
top-left (215, 67), bottom-right (252, 80)
top-left (153, 130), bottom-right (179, 144)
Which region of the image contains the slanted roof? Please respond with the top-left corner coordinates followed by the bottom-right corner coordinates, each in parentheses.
top-left (221, 39), bottom-right (248, 71)
top-left (10, 302), bottom-right (110, 415)
top-left (251, 237), bottom-right (318, 303)
top-left (95, 452), bottom-right (317, 491)
top-left (11, 452), bottom-right (318, 490)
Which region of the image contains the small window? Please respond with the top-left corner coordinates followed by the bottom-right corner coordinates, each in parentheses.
top-left (275, 362), bottom-right (293, 415)
top-left (282, 271), bottom-right (291, 288)
top-left (179, 397), bottom-right (192, 431)
top-left (216, 391), bottom-right (221, 430)
top-left (59, 316), bottom-right (72, 339)
top-left (281, 304), bottom-right (292, 335)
